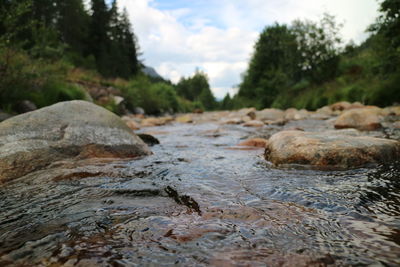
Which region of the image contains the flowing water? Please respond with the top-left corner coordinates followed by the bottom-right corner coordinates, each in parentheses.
top-left (0, 120), bottom-right (400, 266)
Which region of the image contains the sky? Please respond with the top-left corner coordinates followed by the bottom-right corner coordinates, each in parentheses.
top-left (118, 0), bottom-right (380, 99)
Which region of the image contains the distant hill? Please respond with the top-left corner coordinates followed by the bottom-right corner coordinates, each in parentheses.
top-left (142, 66), bottom-right (162, 79)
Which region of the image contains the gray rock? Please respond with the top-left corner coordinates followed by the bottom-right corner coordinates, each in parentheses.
top-left (0, 100), bottom-right (151, 183)
top-left (265, 130), bottom-right (400, 169)
top-left (0, 111), bottom-right (12, 122)
top-left (14, 100), bottom-right (37, 114)
top-left (134, 107), bottom-right (145, 115)
top-left (137, 134), bottom-right (160, 146)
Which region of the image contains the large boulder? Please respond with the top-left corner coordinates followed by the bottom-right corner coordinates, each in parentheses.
top-left (0, 101), bottom-right (151, 183)
top-left (334, 107), bottom-right (383, 131)
top-left (264, 130), bottom-right (400, 169)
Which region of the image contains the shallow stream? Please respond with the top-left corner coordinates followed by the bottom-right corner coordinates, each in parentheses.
top-left (1, 121), bottom-right (399, 266)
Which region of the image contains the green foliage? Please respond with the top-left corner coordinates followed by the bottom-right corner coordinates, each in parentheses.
top-left (0, 0), bottom-right (34, 48)
top-left (238, 14), bottom-right (343, 109)
top-left (152, 83), bottom-right (180, 113)
top-left (1, 0), bottom-right (140, 78)
top-left (89, 0), bottom-right (140, 78)
top-left (371, 0), bottom-right (400, 49)
top-left (234, 9), bottom-right (400, 111)
top-left (0, 0), bottom-right (150, 114)
top-left (118, 74), bottom-right (184, 114)
top-left (292, 13), bottom-right (342, 83)
top-left (0, 48), bottom-right (86, 110)
top-left (176, 70), bottom-right (217, 110)
top-left (29, 81), bottom-right (87, 108)
top-left (221, 93), bottom-right (233, 110)
top-left (239, 24), bottom-right (299, 105)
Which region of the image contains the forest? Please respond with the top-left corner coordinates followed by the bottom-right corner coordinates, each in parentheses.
top-left (224, 1), bottom-right (400, 110)
top-left (0, 0), bottom-right (216, 115)
top-left (0, 0), bottom-right (399, 115)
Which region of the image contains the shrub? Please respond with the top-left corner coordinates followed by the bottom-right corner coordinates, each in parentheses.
top-left (0, 47), bottom-right (87, 111)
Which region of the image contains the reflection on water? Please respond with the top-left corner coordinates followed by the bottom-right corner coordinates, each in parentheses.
top-left (0, 122), bottom-right (399, 266)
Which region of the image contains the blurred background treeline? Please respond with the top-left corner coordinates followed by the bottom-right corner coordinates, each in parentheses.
top-left (0, 0), bottom-right (399, 116)
top-left (226, 0), bottom-right (400, 110)
top-left (0, 0), bottom-right (216, 115)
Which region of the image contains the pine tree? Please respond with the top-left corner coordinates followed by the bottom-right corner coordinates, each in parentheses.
top-left (56, 0), bottom-right (89, 56)
top-left (89, 0), bottom-right (111, 76)
top-left (117, 7), bottom-right (140, 77)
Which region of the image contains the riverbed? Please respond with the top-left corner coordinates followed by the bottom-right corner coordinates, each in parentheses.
top-left (1, 119), bottom-right (399, 266)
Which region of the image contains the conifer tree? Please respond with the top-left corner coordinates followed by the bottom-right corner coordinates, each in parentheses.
top-left (89, 0), bottom-right (111, 76)
top-left (56, 0), bottom-right (89, 56)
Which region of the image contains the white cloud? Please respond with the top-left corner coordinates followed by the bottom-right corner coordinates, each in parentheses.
top-left (118, 0), bottom-right (380, 99)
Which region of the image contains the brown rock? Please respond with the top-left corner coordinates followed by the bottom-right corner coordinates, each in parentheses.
top-left (237, 138), bottom-right (268, 148)
top-left (175, 114), bottom-right (193, 123)
top-left (193, 108), bottom-right (204, 114)
top-left (241, 115), bottom-right (252, 123)
top-left (265, 130), bottom-right (400, 169)
top-left (330, 101), bottom-right (364, 111)
top-left (222, 118), bottom-right (243, 125)
top-left (255, 108), bottom-right (285, 121)
top-left (121, 116), bottom-right (141, 130)
top-left (316, 106), bottom-right (334, 115)
top-left (238, 107), bottom-right (256, 115)
top-left (264, 119), bottom-right (286, 126)
top-left (384, 106), bottom-right (400, 116)
top-left (334, 107), bottom-right (383, 131)
top-left (330, 101), bottom-right (352, 111)
top-left (141, 117), bottom-right (173, 127)
top-left (243, 120), bottom-right (264, 127)
top-left (284, 108), bottom-right (309, 121)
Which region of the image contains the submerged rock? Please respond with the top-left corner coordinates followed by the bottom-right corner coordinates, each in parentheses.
top-left (334, 107), bottom-right (383, 131)
top-left (0, 100), bottom-right (151, 183)
top-left (264, 130), bottom-right (400, 169)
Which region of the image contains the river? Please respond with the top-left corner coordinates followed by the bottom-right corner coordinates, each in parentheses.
top-left (1, 119), bottom-right (399, 266)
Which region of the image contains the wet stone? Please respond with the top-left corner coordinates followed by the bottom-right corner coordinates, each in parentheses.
top-left (0, 101), bottom-right (150, 183)
top-left (265, 130), bottom-right (400, 169)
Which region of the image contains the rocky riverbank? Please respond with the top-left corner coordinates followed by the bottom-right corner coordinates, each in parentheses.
top-left (0, 101), bottom-right (399, 266)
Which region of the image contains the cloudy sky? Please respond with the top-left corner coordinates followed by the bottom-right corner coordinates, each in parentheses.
top-left (118, 0), bottom-right (380, 99)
